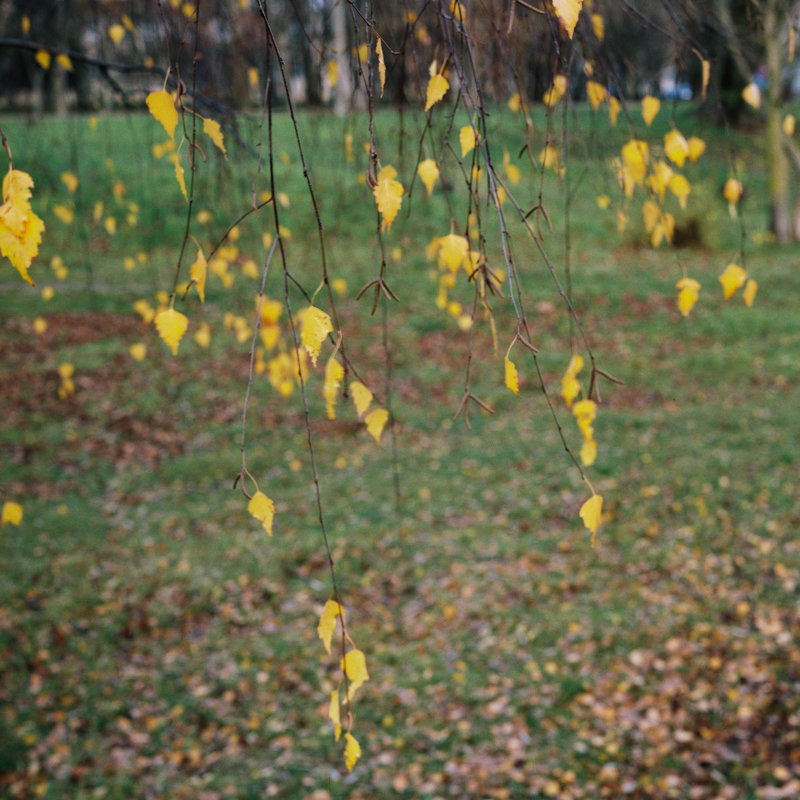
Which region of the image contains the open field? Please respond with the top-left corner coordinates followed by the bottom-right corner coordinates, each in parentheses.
top-left (2, 105), bottom-right (800, 799)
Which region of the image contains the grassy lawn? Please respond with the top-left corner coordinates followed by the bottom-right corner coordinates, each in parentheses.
top-left (1, 103), bottom-right (800, 799)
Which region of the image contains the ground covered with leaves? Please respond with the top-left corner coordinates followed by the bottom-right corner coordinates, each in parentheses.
top-left (2, 110), bottom-right (800, 799)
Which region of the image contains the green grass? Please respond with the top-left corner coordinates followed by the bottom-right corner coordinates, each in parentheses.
top-left (1, 103), bottom-right (800, 799)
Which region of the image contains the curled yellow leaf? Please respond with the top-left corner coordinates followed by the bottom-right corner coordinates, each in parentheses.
top-left (203, 117), bottom-right (227, 156)
top-left (341, 649), bottom-right (370, 700)
top-left (317, 600), bottom-right (344, 654)
top-left (329, 690), bottom-right (341, 741)
top-left (323, 357), bottom-right (344, 419)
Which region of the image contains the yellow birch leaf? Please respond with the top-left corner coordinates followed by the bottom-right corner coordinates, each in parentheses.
top-left (664, 129), bottom-right (690, 168)
top-left (543, 75), bottom-right (567, 107)
top-left (459, 125), bottom-right (477, 157)
top-left (539, 144), bottom-right (559, 170)
top-left (373, 165), bottom-right (404, 231)
top-left (608, 95), bottom-right (621, 126)
top-left (146, 89), bottom-right (178, 139)
top-left (323, 357), bottom-right (344, 419)
top-left (171, 154), bottom-right (188, 202)
top-left (719, 263), bottom-right (747, 300)
top-left (621, 139), bottom-right (648, 184)
top-left (783, 114), bottom-right (796, 137)
top-left (203, 117), bottom-right (227, 156)
top-left (365, 408), bottom-right (389, 442)
top-left (579, 493), bottom-right (603, 536)
top-left (668, 174), bottom-right (690, 209)
top-left (35, 50), bottom-right (51, 69)
top-left (190, 248), bottom-right (207, 303)
top-left (552, 0), bottom-right (583, 38)
top-left (438, 233), bottom-right (469, 272)
top-left (418, 159), bottom-right (440, 195)
top-left (317, 600), bottom-right (344, 654)
top-left (21, 15), bottom-right (30, 35)
top-left (343, 732), bottom-right (361, 773)
top-left (341, 649), bottom-right (369, 700)
top-left (376, 38), bottom-right (386, 97)
top-left (325, 59), bottom-right (338, 87)
top-left (676, 276), bottom-right (701, 317)
top-left (424, 72), bottom-right (449, 111)
top-left (642, 200), bottom-right (660, 233)
top-left (743, 278), bottom-right (758, 307)
top-left (580, 438), bottom-right (597, 466)
top-left (350, 381), bottom-right (373, 417)
top-left (701, 59), bottom-right (710, 99)
top-left (596, 194), bottom-right (610, 209)
top-left (723, 178), bottom-right (743, 216)
top-left (329, 690), bottom-right (341, 741)
top-left (742, 81), bottom-right (761, 109)
top-left (586, 80), bottom-right (606, 110)
top-left (56, 53), bottom-right (73, 71)
top-left (508, 92), bottom-right (521, 113)
top-left (1, 501), bottom-right (23, 526)
top-left (561, 353), bottom-right (583, 407)
top-left (573, 398), bottom-right (597, 441)
top-left (248, 490), bottom-right (274, 536)
top-left (688, 135), bottom-right (707, 161)
top-left (154, 307), bottom-right (189, 355)
top-left (301, 306), bottom-right (333, 366)
top-left (504, 355), bottom-right (520, 395)
top-left (641, 96), bottom-right (660, 126)
top-left (60, 171), bottom-right (79, 193)
top-left (591, 13), bottom-right (604, 40)
top-left (108, 24), bottom-right (125, 43)
top-left (503, 153), bottom-right (520, 185)
top-left (195, 320), bottom-right (211, 348)
top-left (129, 343), bottom-right (147, 361)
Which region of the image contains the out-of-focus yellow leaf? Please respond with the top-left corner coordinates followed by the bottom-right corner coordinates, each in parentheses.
top-left (552, 0), bottom-right (583, 38)
top-left (35, 50), bottom-right (51, 69)
top-left (376, 38), bottom-right (386, 97)
top-left (783, 114), bottom-right (796, 137)
top-left (742, 81), bottom-right (761, 109)
top-left (460, 125), bottom-right (477, 157)
top-left (642, 200), bottom-right (660, 234)
top-left (664, 129), bottom-right (689, 168)
top-left (146, 89), bottom-right (178, 139)
top-left (596, 194), bottom-right (610, 209)
top-left (646, 160), bottom-right (673, 202)
top-left (1, 501), bottom-right (23, 526)
top-left (743, 278), bottom-right (758, 307)
top-left (719, 263), bottom-right (747, 300)
top-left (248, 490), bottom-right (275, 536)
top-left (56, 53), bottom-right (73, 71)
top-left (591, 13), bottom-right (604, 40)
top-left (373, 165), bottom-right (404, 231)
top-left (504, 355), bottom-right (519, 395)
top-left (621, 139), bottom-right (648, 193)
top-left (668, 173), bottom-right (690, 209)
top-left (424, 71), bottom-right (449, 111)
top-left (579, 493), bottom-right (603, 537)
top-left (676, 276), bottom-right (700, 317)
top-left (325, 59), bottom-right (338, 87)
top-left (418, 158), bottom-right (440, 195)
top-left (108, 23), bottom-right (125, 43)
top-left (129, 343), bottom-right (147, 361)
top-left (608, 96), bottom-right (621, 126)
top-left (586, 80), bottom-right (606, 110)
top-left (343, 732), bottom-right (361, 772)
top-left (350, 381), bottom-right (373, 417)
top-left (194, 320), bottom-right (211, 348)
top-left (317, 600), bottom-right (344, 654)
top-left (365, 408), bottom-right (389, 442)
top-left (508, 92), bottom-right (521, 113)
top-left (170, 153), bottom-right (187, 201)
top-left (323, 357), bottom-right (344, 419)
top-left (342, 649), bottom-right (369, 699)
top-left (190, 248), bottom-right (207, 303)
top-left (723, 178), bottom-right (743, 216)
top-left (539, 143), bottom-right (558, 170)
top-left (154, 307), bottom-right (188, 355)
top-left (329, 691), bottom-right (341, 741)
top-left (301, 306), bottom-right (333, 366)
top-left (438, 233), bottom-right (469, 272)
top-left (203, 117), bottom-right (226, 156)
top-left (641, 96), bottom-right (660, 126)
top-left (580, 438), bottom-right (597, 466)
top-left (573, 398), bottom-right (596, 441)
top-left (543, 75), bottom-right (567, 107)
top-left (701, 59), bottom-right (710, 99)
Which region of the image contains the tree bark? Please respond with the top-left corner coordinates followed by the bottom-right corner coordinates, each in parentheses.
top-left (331, 0), bottom-right (352, 115)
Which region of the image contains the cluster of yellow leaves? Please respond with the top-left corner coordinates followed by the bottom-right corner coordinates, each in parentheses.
top-left (1, 500), bottom-right (23, 528)
top-left (426, 231), bottom-right (483, 331)
top-left (0, 169), bottom-right (46, 285)
top-left (676, 276), bottom-right (701, 317)
top-left (57, 362), bottom-right (75, 399)
top-left (316, 600), bottom-right (368, 772)
top-left (561, 353), bottom-right (598, 467)
top-left (719, 263), bottom-right (757, 306)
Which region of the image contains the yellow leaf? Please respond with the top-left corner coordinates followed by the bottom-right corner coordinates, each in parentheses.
top-left (508, 92), bottom-right (521, 113)
top-left (723, 178), bottom-right (743, 216)
top-left (350, 381), bottom-right (373, 417)
top-left (539, 144), bottom-right (558, 170)
top-left (742, 81), bottom-right (761, 109)
top-left (579, 493), bottom-right (603, 537)
top-left (60, 171), bottom-right (78, 193)
top-left (154, 307), bottom-right (189, 355)
top-left (621, 139), bottom-right (648, 186)
top-left (561, 353), bottom-right (583, 407)
top-left (417, 159), bottom-right (440, 195)
top-left (646, 160), bottom-right (673, 202)
top-left (591, 13), bottom-right (604, 40)
top-left (323, 357), bottom-right (344, 419)
top-left (641, 200), bottom-right (660, 234)
top-left (664, 129), bottom-right (689, 168)
top-left (373, 165), bottom-right (404, 231)
top-left (641, 96), bottom-right (660, 126)
top-left (129, 343), bottom-right (147, 361)
top-left (35, 50), bottom-right (51, 69)
top-left (676, 276), bottom-right (701, 317)
top-left (424, 72), bottom-right (449, 111)
top-left (608, 95), bottom-right (621, 126)
top-left (190, 248), bottom-right (207, 303)
top-left (719, 263), bottom-right (747, 300)
top-left (365, 408), bottom-right (389, 442)
top-left (317, 600), bottom-right (344, 654)
top-left (21, 15), bottom-right (29, 36)
top-left (687, 136), bottom-right (706, 162)
top-left (543, 75), bottom-right (567, 107)
top-left (248, 490), bottom-right (275, 536)
top-left (438, 233), bottom-right (469, 272)
top-left (329, 691), bottom-right (341, 741)
top-left (743, 278), bottom-right (758, 307)
top-left (33, 316), bottom-right (47, 334)
top-left (343, 732), bottom-right (361, 773)
top-left (194, 321), bottom-right (211, 348)
top-left (341, 649), bottom-right (370, 700)
top-left (586, 80), bottom-right (606, 110)
top-left (459, 125), bottom-right (477, 158)
top-left (552, 0), bottom-right (583, 38)
top-left (504, 355), bottom-right (519, 396)
top-left (503, 151), bottom-right (520, 184)
top-left (668, 174), bottom-right (690, 209)
top-left (56, 53), bottom-right (73, 71)
top-left (203, 117), bottom-right (227, 156)
top-left (146, 89), bottom-right (178, 139)
top-left (376, 38), bottom-right (386, 98)
top-left (0, 169), bottom-right (45, 285)
top-left (325, 59), bottom-right (338, 87)
top-left (573, 398), bottom-right (597, 441)
top-left (701, 58), bottom-right (710, 99)
top-left (596, 194), bottom-right (610, 209)
top-left (301, 306), bottom-right (333, 366)
top-left (580, 438), bottom-right (597, 466)
top-left (171, 154), bottom-right (187, 201)
top-left (108, 23), bottom-right (126, 44)
top-left (783, 114), bottom-right (796, 137)
top-left (1, 501), bottom-right (23, 526)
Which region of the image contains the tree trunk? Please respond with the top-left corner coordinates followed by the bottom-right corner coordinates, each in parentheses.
top-left (331, 0), bottom-right (352, 115)
top-left (764, 0), bottom-right (792, 242)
